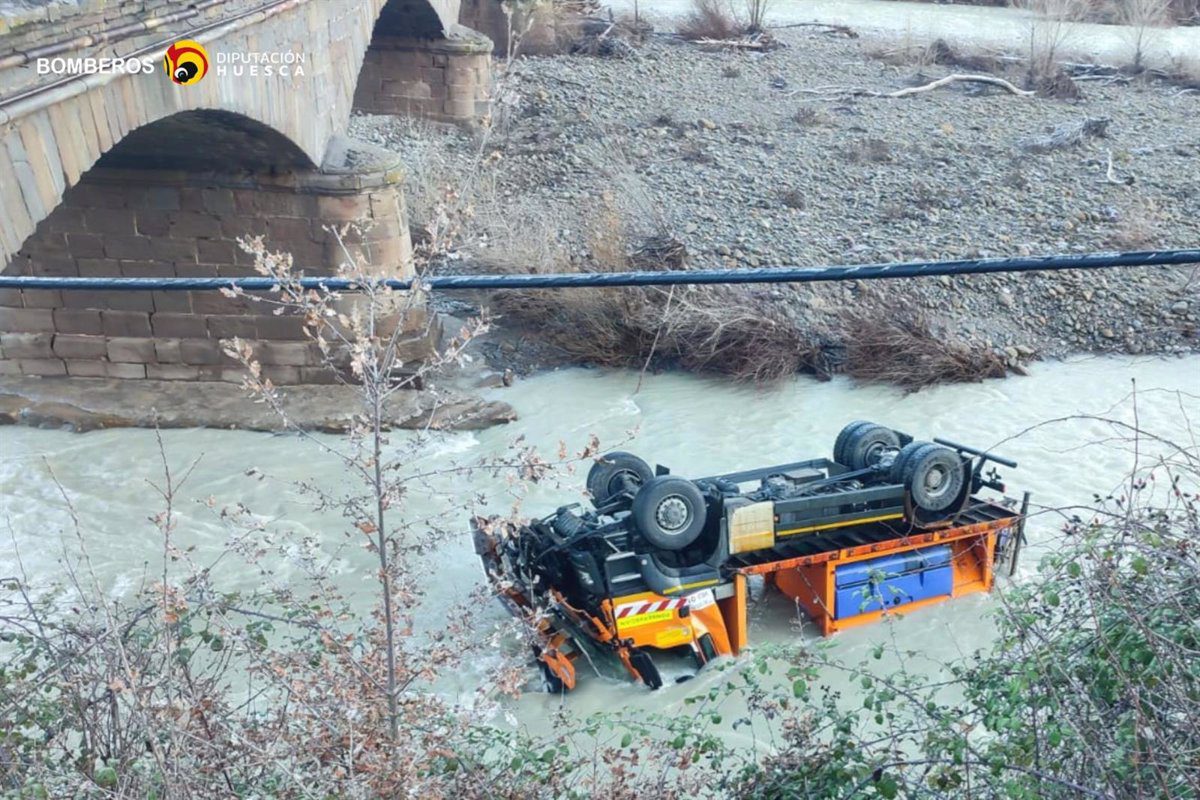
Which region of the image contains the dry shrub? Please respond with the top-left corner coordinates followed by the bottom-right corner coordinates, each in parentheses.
top-left (841, 137), bottom-right (893, 164)
top-left (842, 310), bottom-right (1010, 391)
top-left (1015, 0), bottom-right (1092, 87)
top-left (487, 201), bottom-right (817, 382)
top-left (792, 106), bottom-right (827, 127)
top-left (678, 0), bottom-right (740, 40)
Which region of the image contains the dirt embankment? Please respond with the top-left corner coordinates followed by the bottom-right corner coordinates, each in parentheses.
top-left (350, 26), bottom-right (1200, 386)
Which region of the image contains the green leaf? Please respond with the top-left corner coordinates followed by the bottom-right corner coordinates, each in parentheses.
top-left (620, 732), bottom-right (632, 748)
top-left (877, 773), bottom-right (898, 798)
top-left (793, 679), bottom-right (807, 698)
top-left (94, 766), bottom-right (118, 788)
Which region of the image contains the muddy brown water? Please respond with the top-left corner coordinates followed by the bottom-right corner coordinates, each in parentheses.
top-left (2, 355), bottom-right (1197, 740)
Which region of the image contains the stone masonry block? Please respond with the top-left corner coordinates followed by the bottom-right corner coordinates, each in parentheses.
top-left (20, 290), bottom-right (62, 308)
top-left (103, 235), bottom-right (153, 260)
top-left (253, 314), bottom-right (307, 340)
top-left (52, 334), bottom-right (107, 359)
top-left (179, 338), bottom-right (222, 365)
top-left (1, 333), bottom-right (54, 358)
top-left (147, 363), bottom-right (201, 380)
top-left (106, 337), bottom-right (157, 363)
top-left (257, 340), bottom-right (313, 366)
top-left (106, 362), bottom-right (146, 379)
top-left (151, 313), bottom-right (207, 338)
top-left (100, 310), bottom-right (152, 337)
top-left (207, 315), bottom-right (258, 338)
top-left (65, 232), bottom-right (106, 257)
top-left (84, 207), bottom-right (136, 235)
top-left (19, 358), bottom-right (67, 376)
top-left (154, 339), bottom-right (182, 363)
top-left (197, 239), bottom-right (238, 265)
top-left (65, 359), bottom-right (108, 377)
top-left (53, 308), bottom-right (103, 335)
top-left (0, 307), bottom-right (55, 332)
top-left (169, 212), bottom-right (223, 239)
top-left (65, 290), bottom-right (154, 312)
top-left (151, 291), bottom-right (192, 314)
top-left (261, 366), bottom-right (300, 384)
top-left (77, 258), bottom-right (122, 276)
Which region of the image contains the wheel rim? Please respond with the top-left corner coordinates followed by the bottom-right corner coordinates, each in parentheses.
top-left (655, 496), bottom-right (691, 533)
top-left (923, 465), bottom-right (950, 500)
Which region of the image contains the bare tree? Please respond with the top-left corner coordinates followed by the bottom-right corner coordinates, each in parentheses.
top-left (1120, 0), bottom-right (1172, 71)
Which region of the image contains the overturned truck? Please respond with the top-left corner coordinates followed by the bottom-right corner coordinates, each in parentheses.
top-left (474, 421), bottom-right (1027, 692)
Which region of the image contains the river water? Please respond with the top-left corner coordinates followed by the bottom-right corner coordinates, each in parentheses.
top-left (2, 355), bottom-right (1197, 735)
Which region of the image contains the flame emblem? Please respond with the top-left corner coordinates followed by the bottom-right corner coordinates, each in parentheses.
top-left (164, 40), bottom-right (209, 86)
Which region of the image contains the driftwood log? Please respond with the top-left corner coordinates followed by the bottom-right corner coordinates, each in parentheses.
top-left (792, 73), bottom-right (1034, 99)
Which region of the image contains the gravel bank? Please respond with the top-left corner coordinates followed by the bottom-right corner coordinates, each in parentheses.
top-left (349, 28), bottom-right (1200, 375)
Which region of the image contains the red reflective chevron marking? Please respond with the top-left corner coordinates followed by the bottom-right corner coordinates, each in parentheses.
top-left (615, 598), bottom-right (687, 618)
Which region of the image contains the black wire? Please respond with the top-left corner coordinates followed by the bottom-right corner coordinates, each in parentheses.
top-left (1, 248), bottom-right (1197, 291)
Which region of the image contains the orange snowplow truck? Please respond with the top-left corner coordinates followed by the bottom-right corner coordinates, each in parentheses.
top-left (473, 421), bottom-right (1027, 692)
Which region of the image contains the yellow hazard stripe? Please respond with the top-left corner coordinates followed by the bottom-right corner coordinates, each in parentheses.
top-left (777, 512), bottom-right (904, 537)
top-left (663, 578), bottom-right (720, 594)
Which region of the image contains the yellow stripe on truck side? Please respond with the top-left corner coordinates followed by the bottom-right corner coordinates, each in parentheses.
top-left (776, 512), bottom-right (904, 537)
top-left (617, 609), bottom-right (674, 631)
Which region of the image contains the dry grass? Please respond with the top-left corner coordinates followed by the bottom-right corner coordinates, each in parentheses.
top-left (842, 311), bottom-right (1011, 392)
top-left (841, 138), bottom-right (893, 164)
top-left (677, 0), bottom-right (741, 41)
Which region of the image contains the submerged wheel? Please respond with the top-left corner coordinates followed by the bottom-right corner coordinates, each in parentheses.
top-left (631, 476), bottom-right (707, 551)
top-left (587, 451), bottom-right (654, 505)
top-left (833, 420), bottom-right (873, 465)
top-left (843, 424), bottom-right (901, 471)
top-left (902, 444), bottom-right (966, 513)
top-left (537, 659), bottom-right (566, 694)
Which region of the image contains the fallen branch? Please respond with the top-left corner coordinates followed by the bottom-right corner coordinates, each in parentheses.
top-left (768, 21), bottom-right (858, 38)
top-left (1097, 149), bottom-right (1135, 186)
top-left (790, 73), bottom-right (1034, 99)
top-left (884, 73), bottom-right (1034, 98)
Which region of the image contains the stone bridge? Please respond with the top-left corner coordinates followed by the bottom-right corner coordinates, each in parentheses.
top-left (0, 0), bottom-right (496, 383)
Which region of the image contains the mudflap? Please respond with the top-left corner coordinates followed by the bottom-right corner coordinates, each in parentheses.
top-left (533, 642), bottom-right (577, 693)
top-left (627, 648), bottom-right (663, 690)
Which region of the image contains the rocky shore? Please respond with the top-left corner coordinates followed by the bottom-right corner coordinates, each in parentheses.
top-left (351, 26), bottom-right (1199, 373)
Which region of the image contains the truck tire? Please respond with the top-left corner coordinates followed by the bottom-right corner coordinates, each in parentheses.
top-left (843, 424), bottom-right (901, 471)
top-left (903, 444), bottom-right (966, 513)
top-left (632, 476), bottom-right (707, 551)
top-left (833, 420), bottom-right (873, 465)
top-left (890, 441), bottom-right (926, 484)
top-left (587, 451), bottom-right (654, 505)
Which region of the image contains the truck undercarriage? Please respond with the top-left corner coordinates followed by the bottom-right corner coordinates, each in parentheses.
top-left (474, 421), bottom-right (1027, 692)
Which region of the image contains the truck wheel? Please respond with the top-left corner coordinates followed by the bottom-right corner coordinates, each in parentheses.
top-left (587, 451), bottom-right (654, 505)
top-left (538, 660), bottom-right (566, 694)
top-left (632, 476), bottom-right (707, 551)
top-left (843, 424), bottom-right (901, 471)
top-left (903, 444), bottom-right (966, 513)
top-left (890, 441), bottom-right (926, 484)
top-left (833, 420), bottom-right (873, 465)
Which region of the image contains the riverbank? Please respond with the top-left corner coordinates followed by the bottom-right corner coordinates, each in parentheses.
top-left (352, 22), bottom-right (1199, 381)
top-left (0, 376), bottom-right (516, 432)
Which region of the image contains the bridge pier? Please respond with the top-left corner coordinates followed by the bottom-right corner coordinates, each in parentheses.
top-left (0, 140), bottom-right (435, 384)
top-left (353, 30), bottom-right (493, 124)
